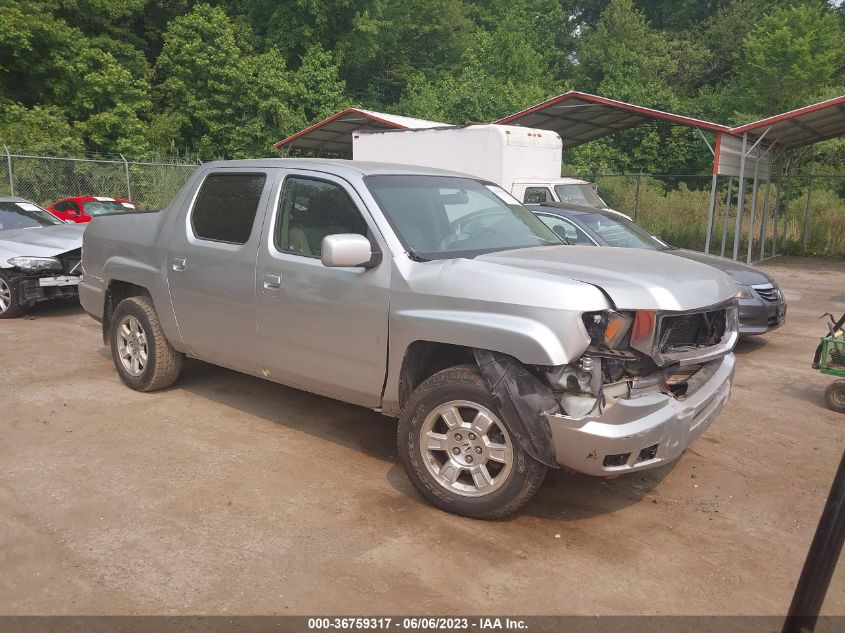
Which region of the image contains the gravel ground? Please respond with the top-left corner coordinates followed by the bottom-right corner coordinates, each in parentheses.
top-left (1, 255), bottom-right (843, 616)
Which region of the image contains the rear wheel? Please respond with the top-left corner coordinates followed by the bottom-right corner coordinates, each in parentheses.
top-left (110, 295), bottom-right (183, 392)
top-left (398, 365), bottom-right (547, 519)
top-left (826, 380), bottom-right (845, 414)
top-left (0, 270), bottom-right (25, 319)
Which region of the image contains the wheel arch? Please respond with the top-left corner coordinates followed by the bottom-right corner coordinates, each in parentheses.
top-left (102, 280), bottom-right (151, 346)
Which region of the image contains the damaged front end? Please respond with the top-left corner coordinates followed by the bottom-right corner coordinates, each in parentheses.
top-left (6, 248), bottom-right (82, 308)
top-left (476, 300), bottom-right (738, 476)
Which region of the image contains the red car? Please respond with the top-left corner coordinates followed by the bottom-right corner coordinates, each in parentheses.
top-left (47, 196), bottom-right (140, 223)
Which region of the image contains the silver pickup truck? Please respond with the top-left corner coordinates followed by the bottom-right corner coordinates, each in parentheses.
top-left (80, 159), bottom-right (739, 519)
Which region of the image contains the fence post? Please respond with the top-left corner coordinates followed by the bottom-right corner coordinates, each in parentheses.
top-left (120, 153), bottom-right (131, 201)
top-left (3, 144), bottom-right (13, 196)
top-left (633, 172), bottom-right (642, 222)
top-left (800, 166), bottom-right (816, 254)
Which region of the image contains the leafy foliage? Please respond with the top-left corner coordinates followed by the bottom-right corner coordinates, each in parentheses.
top-left (0, 0), bottom-right (843, 166)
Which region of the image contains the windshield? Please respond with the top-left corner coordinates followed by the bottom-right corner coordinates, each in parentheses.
top-left (554, 184), bottom-right (607, 208)
top-left (577, 213), bottom-right (665, 250)
top-left (0, 201), bottom-right (63, 230)
top-left (82, 200), bottom-right (137, 216)
top-left (365, 175), bottom-right (561, 259)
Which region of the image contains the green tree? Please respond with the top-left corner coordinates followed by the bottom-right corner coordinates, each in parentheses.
top-left (730, 3), bottom-right (845, 117)
top-left (398, 24), bottom-right (558, 124)
top-left (340, 0), bottom-right (474, 104)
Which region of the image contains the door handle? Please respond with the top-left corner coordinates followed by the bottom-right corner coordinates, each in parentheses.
top-left (172, 257), bottom-right (187, 272)
top-left (263, 273), bottom-right (282, 290)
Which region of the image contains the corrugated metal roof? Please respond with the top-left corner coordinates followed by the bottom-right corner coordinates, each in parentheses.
top-left (495, 91), bottom-right (730, 149)
top-left (730, 95), bottom-right (845, 149)
top-left (272, 108), bottom-right (446, 153)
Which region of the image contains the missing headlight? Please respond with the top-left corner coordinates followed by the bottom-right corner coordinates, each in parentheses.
top-left (582, 310), bottom-right (633, 350)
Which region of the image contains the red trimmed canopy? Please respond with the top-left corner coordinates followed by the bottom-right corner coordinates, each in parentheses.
top-left (273, 108), bottom-right (445, 153)
top-left (495, 91), bottom-right (730, 149)
top-left (730, 94), bottom-right (845, 149)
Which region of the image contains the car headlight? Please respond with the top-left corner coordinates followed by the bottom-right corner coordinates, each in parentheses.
top-left (8, 256), bottom-right (63, 271)
top-left (736, 287), bottom-right (751, 299)
top-left (582, 310), bottom-right (634, 349)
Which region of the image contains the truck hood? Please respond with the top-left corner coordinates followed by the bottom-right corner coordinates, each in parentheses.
top-left (476, 245), bottom-right (739, 311)
top-left (0, 224), bottom-right (85, 266)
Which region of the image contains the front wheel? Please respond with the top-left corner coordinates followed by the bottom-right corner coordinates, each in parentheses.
top-left (826, 380), bottom-right (845, 414)
top-left (0, 270), bottom-right (26, 319)
top-left (397, 365), bottom-right (547, 519)
top-left (110, 295), bottom-right (183, 392)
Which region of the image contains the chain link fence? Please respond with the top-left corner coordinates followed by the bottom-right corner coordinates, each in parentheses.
top-left (589, 173), bottom-right (845, 259)
top-left (0, 149), bottom-right (200, 211)
top-left (2, 150), bottom-right (842, 258)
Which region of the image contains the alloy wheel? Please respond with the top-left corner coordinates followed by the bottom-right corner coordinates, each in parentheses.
top-left (420, 400), bottom-right (514, 497)
top-left (117, 315), bottom-right (148, 376)
top-left (0, 277), bottom-right (10, 313)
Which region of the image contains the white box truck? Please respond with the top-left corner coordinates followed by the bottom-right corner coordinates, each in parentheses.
top-left (352, 124), bottom-right (611, 208)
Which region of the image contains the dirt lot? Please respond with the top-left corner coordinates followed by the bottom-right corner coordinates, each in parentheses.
top-left (1, 256), bottom-right (844, 616)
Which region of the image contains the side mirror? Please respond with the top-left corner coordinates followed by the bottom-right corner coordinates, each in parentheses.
top-left (321, 234), bottom-right (374, 268)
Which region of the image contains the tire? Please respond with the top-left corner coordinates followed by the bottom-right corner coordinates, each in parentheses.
top-left (0, 269), bottom-right (26, 319)
top-left (826, 380), bottom-right (845, 414)
top-left (110, 295), bottom-right (183, 392)
top-left (397, 365), bottom-right (547, 519)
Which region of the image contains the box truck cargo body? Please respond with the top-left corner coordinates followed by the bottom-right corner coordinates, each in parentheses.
top-left (353, 124), bottom-right (561, 191)
top-left (352, 124), bottom-right (608, 208)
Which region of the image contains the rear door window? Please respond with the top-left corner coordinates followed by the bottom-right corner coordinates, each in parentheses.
top-left (191, 173), bottom-right (266, 244)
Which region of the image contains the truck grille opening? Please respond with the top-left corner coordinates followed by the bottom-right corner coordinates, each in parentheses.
top-left (658, 309), bottom-right (726, 354)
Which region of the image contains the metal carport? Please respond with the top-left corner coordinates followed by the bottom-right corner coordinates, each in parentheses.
top-left (706, 94), bottom-right (845, 263)
top-left (495, 91), bottom-right (729, 149)
top-left (272, 108), bottom-right (445, 154)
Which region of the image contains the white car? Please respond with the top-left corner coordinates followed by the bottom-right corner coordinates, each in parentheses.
top-left (0, 196), bottom-right (85, 318)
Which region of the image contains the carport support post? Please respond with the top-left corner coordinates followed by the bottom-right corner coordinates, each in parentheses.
top-left (746, 157), bottom-right (761, 264)
top-left (120, 153), bottom-right (131, 202)
top-left (720, 177), bottom-right (733, 258)
top-left (704, 173), bottom-right (719, 255)
top-left (780, 160), bottom-right (794, 255)
top-left (3, 143), bottom-right (12, 196)
top-left (758, 178), bottom-right (772, 261)
top-left (732, 133), bottom-right (748, 260)
top-left (801, 166), bottom-right (816, 254)
top-left (782, 449), bottom-right (845, 633)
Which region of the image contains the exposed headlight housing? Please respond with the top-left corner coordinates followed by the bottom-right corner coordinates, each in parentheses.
top-left (582, 310), bottom-right (634, 349)
top-left (8, 256), bottom-right (63, 271)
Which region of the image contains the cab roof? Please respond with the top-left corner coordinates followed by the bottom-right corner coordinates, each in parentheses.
top-left (201, 158), bottom-right (479, 179)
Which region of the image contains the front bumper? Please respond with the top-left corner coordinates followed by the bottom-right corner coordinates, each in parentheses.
top-left (738, 295), bottom-right (786, 335)
top-left (16, 274), bottom-right (81, 305)
top-left (546, 353), bottom-right (735, 476)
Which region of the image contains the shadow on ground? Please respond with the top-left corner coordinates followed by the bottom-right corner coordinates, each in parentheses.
top-left (734, 336), bottom-right (768, 355)
top-left (20, 297), bottom-right (84, 319)
top-left (174, 358), bottom-right (672, 522)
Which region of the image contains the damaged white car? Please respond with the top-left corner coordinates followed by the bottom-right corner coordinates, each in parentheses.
top-left (0, 197), bottom-right (85, 318)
